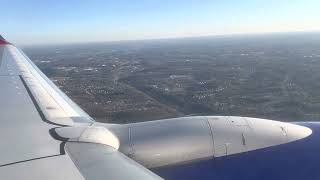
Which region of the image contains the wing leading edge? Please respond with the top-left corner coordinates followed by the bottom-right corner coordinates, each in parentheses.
top-left (8, 44), bottom-right (94, 126)
top-left (0, 36), bottom-right (162, 180)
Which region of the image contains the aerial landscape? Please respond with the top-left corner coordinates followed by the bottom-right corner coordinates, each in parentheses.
top-left (2, 0), bottom-right (320, 179)
top-left (23, 32), bottom-right (320, 123)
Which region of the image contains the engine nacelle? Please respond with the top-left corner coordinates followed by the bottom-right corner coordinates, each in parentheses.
top-left (102, 116), bottom-right (312, 168)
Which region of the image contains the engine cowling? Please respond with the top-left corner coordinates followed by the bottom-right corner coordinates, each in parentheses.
top-left (103, 116), bottom-right (312, 168)
top-left (55, 116), bottom-right (312, 169)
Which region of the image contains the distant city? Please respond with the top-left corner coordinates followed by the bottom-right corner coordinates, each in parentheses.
top-left (23, 32), bottom-right (320, 123)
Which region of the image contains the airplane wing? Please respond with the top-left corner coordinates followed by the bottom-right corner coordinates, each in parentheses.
top-left (0, 35), bottom-right (162, 180)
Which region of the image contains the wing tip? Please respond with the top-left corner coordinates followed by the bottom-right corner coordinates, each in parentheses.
top-left (0, 35), bottom-right (9, 45)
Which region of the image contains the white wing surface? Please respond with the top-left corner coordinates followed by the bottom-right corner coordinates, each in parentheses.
top-left (0, 35), bottom-right (162, 180)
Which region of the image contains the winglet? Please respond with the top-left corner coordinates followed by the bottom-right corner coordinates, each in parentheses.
top-left (0, 35), bottom-right (9, 45)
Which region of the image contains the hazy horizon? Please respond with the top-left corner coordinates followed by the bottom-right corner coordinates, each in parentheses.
top-left (2, 0), bottom-right (320, 45)
top-left (18, 31), bottom-right (320, 47)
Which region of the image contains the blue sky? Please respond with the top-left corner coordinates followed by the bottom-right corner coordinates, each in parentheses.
top-left (1, 0), bottom-right (320, 45)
